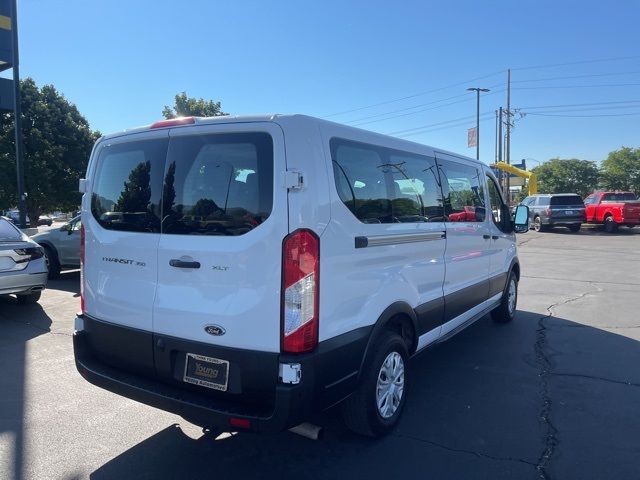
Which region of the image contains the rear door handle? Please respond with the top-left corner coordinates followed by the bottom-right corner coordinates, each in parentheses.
top-left (492, 235), bottom-right (500, 240)
top-left (169, 259), bottom-right (201, 269)
top-left (483, 234), bottom-right (491, 240)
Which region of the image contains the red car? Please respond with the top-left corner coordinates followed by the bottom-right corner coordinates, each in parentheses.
top-left (448, 206), bottom-right (477, 222)
top-left (584, 191), bottom-right (640, 233)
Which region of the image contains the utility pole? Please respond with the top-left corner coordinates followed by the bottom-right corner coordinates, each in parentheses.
top-left (10, 0), bottom-right (26, 228)
top-left (505, 69), bottom-right (511, 203)
top-left (467, 87), bottom-right (490, 160)
top-left (498, 106), bottom-right (503, 190)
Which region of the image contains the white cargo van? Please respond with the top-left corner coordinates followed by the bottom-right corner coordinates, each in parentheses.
top-left (74, 115), bottom-right (529, 437)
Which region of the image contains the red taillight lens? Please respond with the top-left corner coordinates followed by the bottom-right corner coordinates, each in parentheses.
top-left (80, 223), bottom-right (85, 314)
top-left (545, 208), bottom-right (552, 216)
top-left (229, 417), bottom-right (251, 429)
top-left (150, 117), bottom-right (195, 129)
top-left (14, 247), bottom-right (44, 262)
top-left (281, 229), bottom-right (319, 354)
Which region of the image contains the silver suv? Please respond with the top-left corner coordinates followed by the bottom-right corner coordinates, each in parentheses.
top-left (31, 216), bottom-right (82, 278)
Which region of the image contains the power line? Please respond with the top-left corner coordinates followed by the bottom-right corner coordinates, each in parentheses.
top-left (350, 90), bottom-right (505, 127)
top-left (388, 111), bottom-right (494, 136)
top-left (512, 70), bottom-right (640, 84)
top-left (396, 116), bottom-right (496, 138)
top-left (321, 70), bottom-right (505, 118)
top-left (519, 99), bottom-right (640, 109)
top-left (322, 55), bottom-right (640, 120)
top-left (344, 91), bottom-right (473, 124)
top-left (514, 82), bottom-right (640, 90)
top-left (522, 105), bottom-right (640, 114)
top-left (511, 55), bottom-right (640, 72)
top-left (523, 111), bottom-right (640, 118)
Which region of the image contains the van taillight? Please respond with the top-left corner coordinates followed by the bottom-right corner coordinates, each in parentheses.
top-left (545, 208), bottom-right (552, 216)
top-left (80, 223), bottom-right (85, 314)
top-left (281, 229), bottom-right (319, 353)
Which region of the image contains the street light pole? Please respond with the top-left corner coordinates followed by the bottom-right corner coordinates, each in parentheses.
top-left (467, 87), bottom-right (490, 160)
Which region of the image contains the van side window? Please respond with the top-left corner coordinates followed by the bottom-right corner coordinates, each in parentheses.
top-left (330, 138), bottom-right (444, 223)
top-left (161, 132), bottom-right (273, 236)
top-left (438, 160), bottom-right (485, 222)
top-left (91, 138), bottom-right (168, 233)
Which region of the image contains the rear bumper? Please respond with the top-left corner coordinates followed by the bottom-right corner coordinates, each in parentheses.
top-left (546, 217), bottom-right (584, 226)
top-left (74, 315), bottom-right (370, 433)
top-left (0, 270), bottom-right (47, 295)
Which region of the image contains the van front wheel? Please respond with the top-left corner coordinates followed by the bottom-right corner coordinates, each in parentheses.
top-left (492, 271), bottom-right (518, 323)
top-left (341, 333), bottom-right (408, 437)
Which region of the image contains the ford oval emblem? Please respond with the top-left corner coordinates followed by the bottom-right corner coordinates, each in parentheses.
top-left (205, 325), bottom-right (226, 336)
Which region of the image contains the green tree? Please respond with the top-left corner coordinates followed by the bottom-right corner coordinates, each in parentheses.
top-left (600, 147), bottom-right (640, 194)
top-left (0, 78), bottom-right (99, 222)
top-left (532, 158), bottom-right (599, 197)
top-left (162, 92), bottom-right (228, 119)
top-left (114, 161), bottom-right (152, 213)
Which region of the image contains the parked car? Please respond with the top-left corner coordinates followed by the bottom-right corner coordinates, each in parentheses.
top-left (519, 193), bottom-right (585, 232)
top-left (5, 210), bottom-right (30, 227)
top-left (37, 215), bottom-right (53, 226)
top-left (583, 191), bottom-right (640, 233)
top-left (31, 215), bottom-right (81, 278)
top-left (0, 216), bottom-right (48, 304)
top-left (73, 114), bottom-right (529, 438)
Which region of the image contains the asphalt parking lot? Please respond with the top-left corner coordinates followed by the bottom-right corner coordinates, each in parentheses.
top-left (1, 226), bottom-right (639, 480)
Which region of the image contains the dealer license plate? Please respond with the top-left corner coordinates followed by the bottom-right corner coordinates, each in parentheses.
top-left (183, 353), bottom-right (229, 391)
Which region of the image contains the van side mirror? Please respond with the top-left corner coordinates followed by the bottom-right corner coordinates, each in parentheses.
top-left (513, 205), bottom-right (529, 233)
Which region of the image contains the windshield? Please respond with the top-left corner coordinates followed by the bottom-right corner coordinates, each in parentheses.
top-left (0, 218), bottom-right (23, 242)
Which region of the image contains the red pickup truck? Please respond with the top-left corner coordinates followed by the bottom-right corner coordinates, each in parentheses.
top-left (584, 191), bottom-right (640, 232)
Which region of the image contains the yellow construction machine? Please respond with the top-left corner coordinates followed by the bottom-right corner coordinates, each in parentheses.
top-left (491, 162), bottom-right (538, 195)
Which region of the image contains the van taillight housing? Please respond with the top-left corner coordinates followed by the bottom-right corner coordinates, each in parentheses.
top-left (80, 223), bottom-right (85, 314)
top-left (281, 229), bottom-right (319, 353)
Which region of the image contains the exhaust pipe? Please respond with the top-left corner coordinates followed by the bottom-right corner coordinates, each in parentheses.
top-left (288, 422), bottom-right (323, 440)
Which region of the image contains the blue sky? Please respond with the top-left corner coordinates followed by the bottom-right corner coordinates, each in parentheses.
top-left (12, 0), bottom-right (640, 166)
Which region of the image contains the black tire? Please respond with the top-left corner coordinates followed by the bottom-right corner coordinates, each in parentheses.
top-left (42, 245), bottom-right (61, 279)
top-left (604, 216), bottom-right (618, 233)
top-left (568, 224), bottom-right (581, 233)
top-left (17, 291), bottom-right (42, 304)
top-left (341, 333), bottom-right (409, 437)
top-left (533, 216), bottom-right (546, 232)
top-left (492, 271), bottom-right (518, 323)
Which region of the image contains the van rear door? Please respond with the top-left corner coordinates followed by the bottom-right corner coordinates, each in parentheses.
top-left (83, 130), bottom-right (169, 374)
top-left (152, 123), bottom-right (288, 354)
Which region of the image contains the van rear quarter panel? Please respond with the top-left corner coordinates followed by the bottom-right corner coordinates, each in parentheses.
top-left (314, 121), bottom-right (446, 344)
top-left (82, 130), bottom-right (169, 332)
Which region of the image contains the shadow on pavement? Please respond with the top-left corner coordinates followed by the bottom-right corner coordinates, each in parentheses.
top-left (47, 270), bottom-right (80, 296)
top-left (89, 311), bottom-right (640, 480)
top-left (0, 296), bottom-right (53, 480)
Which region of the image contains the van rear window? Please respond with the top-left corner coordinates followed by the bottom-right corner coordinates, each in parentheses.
top-left (91, 138), bottom-right (168, 233)
top-left (161, 132), bottom-right (273, 236)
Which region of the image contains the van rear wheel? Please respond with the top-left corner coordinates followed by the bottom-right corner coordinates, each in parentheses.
top-left (341, 333), bottom-right (408, 437)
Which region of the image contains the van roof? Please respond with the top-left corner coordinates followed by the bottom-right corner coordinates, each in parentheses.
top-left (98, 114), bottom-right (482, 167)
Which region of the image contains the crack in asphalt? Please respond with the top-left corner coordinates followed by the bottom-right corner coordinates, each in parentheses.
top-left (393, 432), bottom-right (537, 468)
top-left (548, 372), bottom-right (640, 388)
top-left (534, 286), bottom-right (601, 479)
